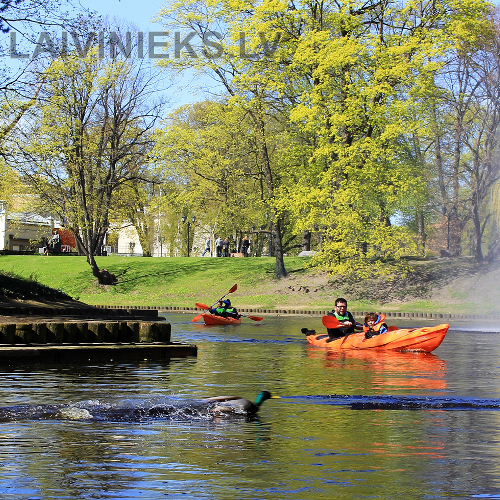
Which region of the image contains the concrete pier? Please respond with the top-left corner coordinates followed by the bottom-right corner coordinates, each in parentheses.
top-left (0, 308), bottom-right (198, 363)
top-left (0, 342), bottom-right (197, 363)
top-left (0, 320), bottom-right (171, 344)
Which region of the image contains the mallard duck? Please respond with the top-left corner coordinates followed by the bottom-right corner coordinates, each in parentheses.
top-left (203, 390), bottom-right (279, 415)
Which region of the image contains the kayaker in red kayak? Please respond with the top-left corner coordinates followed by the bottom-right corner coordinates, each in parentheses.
top-left (326, 298), bottom-right (363, 340)
top-left (209, 300), bottom-right (241, 320)
top-left (363, 312), bottom-right (388, 339)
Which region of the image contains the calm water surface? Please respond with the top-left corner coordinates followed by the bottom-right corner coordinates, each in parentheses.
top-left (0, 314), bottom-right (499, 499)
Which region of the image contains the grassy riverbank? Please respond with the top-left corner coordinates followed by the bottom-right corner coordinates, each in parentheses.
top-left (0, 254), bottom-right (499, 315)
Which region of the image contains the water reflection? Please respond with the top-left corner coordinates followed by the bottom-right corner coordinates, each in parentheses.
top-left (286, 393), bottom-right (500, 410)
top-left (307, 349), bottom-right (448, 391)
top-left (1, 315), bottom-right (500, 499)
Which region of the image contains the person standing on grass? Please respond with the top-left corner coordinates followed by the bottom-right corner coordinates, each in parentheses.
top-left (215, 236), bottom-right (223, 257)
top-left (242, 236), bottom-right (250, 257)
top-left (222, 237), bottom-right (230, 257)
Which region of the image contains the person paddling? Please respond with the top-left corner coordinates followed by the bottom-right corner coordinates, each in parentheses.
top-left (221, 300), bottom-right (240, 319)
top-left (209, 300), bottom-right (227, 317)
top-left (326, 298), bottom-right (363, 340)
top-left (208, 300), bottom-right (241, 319)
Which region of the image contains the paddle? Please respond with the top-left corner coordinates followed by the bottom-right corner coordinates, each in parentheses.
top-left (191, 284), bottom-right (238, 323)
top-left (322, 315), bottom-right (342, 329)
top-left (192, 303), bottom-right (209, 322)
top-left (210, 283), bottom-right (238, 308)
top-left (241, 314), bottom-right (263, 322)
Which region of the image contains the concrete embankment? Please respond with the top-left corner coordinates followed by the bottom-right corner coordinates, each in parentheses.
top-left (0, 305), bottom-right (197, 362)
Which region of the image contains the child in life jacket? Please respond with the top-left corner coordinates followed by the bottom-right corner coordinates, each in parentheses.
top-left (363, 312), bottom-right (388, 339)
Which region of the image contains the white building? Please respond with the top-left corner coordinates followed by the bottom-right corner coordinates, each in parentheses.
top-left (0, 200), bottom-right (206, 257)
top-left (0, 201), bottom-right (55, 251)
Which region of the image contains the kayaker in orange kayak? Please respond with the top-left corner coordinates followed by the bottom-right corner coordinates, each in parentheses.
top-left (363, 312), bottom-right (388, 339)
top-left (326, 298), bottom-right (363, 340)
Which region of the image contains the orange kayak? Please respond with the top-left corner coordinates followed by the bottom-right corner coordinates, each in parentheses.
top-left (202, 314), bottom-right (241, 326)
top-left (306, 324), bottom-right (449, 352)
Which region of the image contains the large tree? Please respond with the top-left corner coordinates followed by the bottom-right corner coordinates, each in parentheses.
top-left (155, 3), bottom-right (295, 277)
top-left (154, 100), bottom-right (277, 245)
top-left (13, 48), bottom-right (166, 283)
top-left (156, 0), bottom-right (492, 277)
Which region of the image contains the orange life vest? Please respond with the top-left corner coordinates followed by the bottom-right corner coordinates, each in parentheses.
top-left (363, 314), bottom-right (386, 333)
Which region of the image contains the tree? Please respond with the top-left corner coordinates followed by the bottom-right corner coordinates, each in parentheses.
top-left (154, 100), bottom-right (274, 247)
top-left (157, 0), bottom-right (492, 277)
top-left (13, 48), bottom-right (166, 283)
top-left (413, 8), bottom-right (500, 262)
top-left (0, 0), bottom-right (89, 157)
top-left (155, 4), bottom-right (294, 277)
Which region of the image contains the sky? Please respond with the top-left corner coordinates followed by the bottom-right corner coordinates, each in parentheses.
top-left (79, 0), bottom-right (165, 32)
top-left (75, 0), bottom-right (215, 108)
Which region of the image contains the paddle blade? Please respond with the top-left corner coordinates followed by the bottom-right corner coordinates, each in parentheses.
top-left (247, 316), bottom-right (263, 321)
top-left (192, 314), bottom-right (204, 322)
top-left (229, 283), bottom-right (238, 293)
top-left (387, 325), bottom-right (399, 332)
top-left (196, 303), bottom-right (209, 310)
top-left (322, 315), bottom-right (342, 328)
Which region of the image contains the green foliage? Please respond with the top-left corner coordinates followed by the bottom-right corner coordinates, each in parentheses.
top-left (155, 0), bottom-right (493, 278)
top-left (154, 100), bottom-right (278, 240)
top-left (12, 47), bottom-right (164, 280)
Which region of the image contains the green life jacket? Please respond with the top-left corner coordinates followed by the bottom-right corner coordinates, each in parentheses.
top-left (334, 312), bottom-right (349, 321)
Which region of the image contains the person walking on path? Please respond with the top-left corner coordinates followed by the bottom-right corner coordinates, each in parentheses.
top-left (215, 236), bottom-right (223, 257)
top-left (202, 237), bottom-right (212, 257)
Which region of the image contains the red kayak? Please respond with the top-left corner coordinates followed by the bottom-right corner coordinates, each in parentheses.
top-left (306, 324), bottom-right (449, 352)
top-left (202, 314), bottom-right (241, 326)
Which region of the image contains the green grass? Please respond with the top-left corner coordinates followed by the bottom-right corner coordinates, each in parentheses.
top-left (0, 254), bottom-right (311, 308)
top-left (0, 254), bottom-right (498, 315)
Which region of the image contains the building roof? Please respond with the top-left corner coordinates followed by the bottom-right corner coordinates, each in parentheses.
top-left (7, 212), bottom-right (53, 225)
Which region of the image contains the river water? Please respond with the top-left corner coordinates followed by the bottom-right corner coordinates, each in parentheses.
top-left (0, 313), bottom-right (499, 499)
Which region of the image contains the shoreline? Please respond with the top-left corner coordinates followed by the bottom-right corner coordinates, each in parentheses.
top-left (1, 302), bottom-right (499, 326)
top-left (148, 305), bottom-right (500, 323)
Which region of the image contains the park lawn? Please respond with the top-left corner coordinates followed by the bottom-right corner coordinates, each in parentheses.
top-left (0, 254), bottom-right (499, 314)
top-left (0, 254), bottom-right (322, 308)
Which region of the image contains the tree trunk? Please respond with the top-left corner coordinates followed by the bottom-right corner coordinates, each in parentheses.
top-left (273, 220), bottom-right (287, 278)
top-left (471, 195), bottom-right (483, 262)
top-left (254, 116), bottom-right (287, 278)
top-left (302, 230), bottom-right (311, 252)
top-left (417, 209), bottom-right (426, 256)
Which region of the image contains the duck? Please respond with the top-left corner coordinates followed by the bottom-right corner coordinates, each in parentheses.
top-left (203, 390), bottom-right (279, 415)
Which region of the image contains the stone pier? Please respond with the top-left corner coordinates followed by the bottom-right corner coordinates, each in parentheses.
top-left (0, 306), bottom-right (198, 362)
